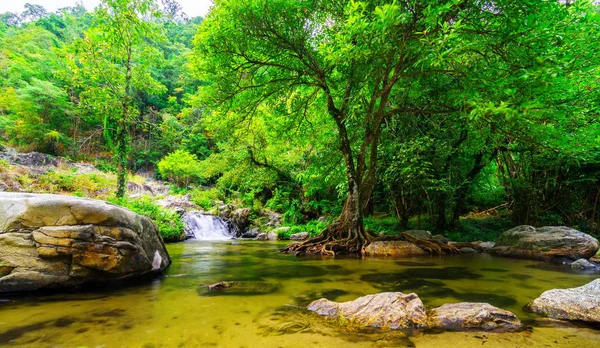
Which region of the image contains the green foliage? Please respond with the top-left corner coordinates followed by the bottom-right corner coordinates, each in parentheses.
top-left (31, 169), bottom-right (115, 196)
top-left (109, 196), bottom-right (185, 242)
top-left (279, 220), bottom-right (328, 239)
top-left (364, 216), bottom-right (401, 235)
top-left (157, 149), bottom-right (203, 187)
top-left (0, 159), bottom-right (9, 173)
top-left (444, 216), bottom-right (514, 243)
top-left (190, 187), bottom-right (222, 210)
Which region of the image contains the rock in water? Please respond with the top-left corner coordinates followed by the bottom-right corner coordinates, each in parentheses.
top-left (207, 281), bottom-right (233, 290)
top-left (290, 232), bottom-right (309, 241)
top-left (526, 279), bottom-right (600, 323)
top-left (428, 303), bottom-right (522, 332)
top-left (570, 258), bottom-right (598, 270)
top-left (307, 292), bottom-right (428, 330)
top-left (490, 225), bottom-right (599, 261)
top-left (0, 193), bottom-right (171, 293)
top-left (362, 241), bottom-right (427, 257)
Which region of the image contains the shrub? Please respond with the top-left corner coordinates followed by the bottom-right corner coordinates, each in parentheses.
top-left (32, 170), bottom-right (115, 196)
top-left (109, 196), bottom-right (185, 242)
top-left (190, 187), bottom-right (222, 210)
top-left (278, 220), bottom-right (328, 239)
top-left (0, 159), bottom-right (10, 173)
top-left (157, 149), bottom-right (203, 187)
top-left (364, 216), bottom-right (400, 235)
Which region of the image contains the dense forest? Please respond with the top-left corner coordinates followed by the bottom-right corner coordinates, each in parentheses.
top-left (1, 0), bottom-right (600, 252)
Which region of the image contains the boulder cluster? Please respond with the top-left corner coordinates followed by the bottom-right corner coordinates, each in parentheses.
top-left (308, 292), bottom-right (523, 332)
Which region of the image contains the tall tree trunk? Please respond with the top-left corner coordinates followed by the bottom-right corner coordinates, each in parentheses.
top-left (281, 112), bottom-right (375, 255)
top-left (451, 149), bottom-right (498, 227)
top-left (435, 192), bottom-right (447, 230)
top-left (115, 105), bottom-right (129, 198)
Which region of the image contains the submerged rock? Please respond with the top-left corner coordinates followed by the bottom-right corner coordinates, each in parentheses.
top-left (428, 302), bottom-right (522, 332)
top-left (570, 258), bottom-right (597, 271)
top-left (362, 241), bottom-right (427, 257)
top-left (526, 279), bottom-right (600, 323)
top-left (490, 225), bottom-right (599, 261)
top-left (290, 232), bottom-right (309, 241)
top-left (198, 281), bottom-right (279, 297)
top-left (307, 292), bottom-right (428, 330)
top-left (0, 193), bottom-right (171, 293)
top-left (207, 281), bottom-right (234, 290)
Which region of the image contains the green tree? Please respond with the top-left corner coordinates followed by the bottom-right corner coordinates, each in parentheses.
top-left (194, 0), bottom-right (600, 254)
top-left (70, 0), bottom-right (165, 197)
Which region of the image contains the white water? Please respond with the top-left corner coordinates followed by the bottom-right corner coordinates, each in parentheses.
top-left (184, 212), bottom-right (236, 240)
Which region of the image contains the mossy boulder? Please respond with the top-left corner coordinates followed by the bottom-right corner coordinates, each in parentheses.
top-left (490, 225), bottom-right (599, 261)
top-left (0, 193), bottom-right (171, 293)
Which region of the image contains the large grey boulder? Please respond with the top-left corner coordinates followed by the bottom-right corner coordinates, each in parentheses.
top-left (526, 279), bottom-right (600, 323)
top-left (308, 292), bottom-right (428, 330)
top-left (490, 225), bottom-right (599, 261)
top-left (0, 193), bottom-right (171, 293)
top-left (428, 303), bottom-right (522, 332)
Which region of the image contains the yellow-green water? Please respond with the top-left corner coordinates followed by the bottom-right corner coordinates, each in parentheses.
top-left (0, 241), bottom-right (599, 347)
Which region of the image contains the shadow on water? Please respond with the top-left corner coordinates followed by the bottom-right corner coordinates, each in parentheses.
top-left (361, 267), bottom-right (483, 282)
top-left (480, 267), bottom-right (508, 273)
top-left (360, 267), bottom-right (517, 308)
top-left (293, 289), bottom-right (351, 305)
top-left (395, 261), bottom-right (439, 267)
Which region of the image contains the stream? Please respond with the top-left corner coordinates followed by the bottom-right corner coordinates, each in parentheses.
top-left (0, 240), bottom-right (599, 347)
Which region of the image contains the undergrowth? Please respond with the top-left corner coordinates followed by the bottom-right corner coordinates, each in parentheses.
top-left (109, 196), bottom-right (185, 242)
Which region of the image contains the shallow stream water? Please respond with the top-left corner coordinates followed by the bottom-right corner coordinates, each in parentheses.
top-left (1, 241), bottom-right (599, 347)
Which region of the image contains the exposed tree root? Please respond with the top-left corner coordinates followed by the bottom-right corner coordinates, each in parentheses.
top-left (281, 226), bottom-right (472, 257)
top-left (281, 219), bottom-right (374, 256)
top-left (397, 232), bottom-right (460, 255)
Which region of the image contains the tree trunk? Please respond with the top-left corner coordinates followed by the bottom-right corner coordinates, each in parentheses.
top-left (115, 111), bottom-right (129, 198)
top-left (281, 183), bottom-right (372, 255)
top-left (435, 192), bottom-right (447, 230)
top-left (451, 149), bottom-right (497, 227)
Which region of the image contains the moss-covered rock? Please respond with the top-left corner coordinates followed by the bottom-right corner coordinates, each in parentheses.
top-left (490, 225), bottom-right (599, 261)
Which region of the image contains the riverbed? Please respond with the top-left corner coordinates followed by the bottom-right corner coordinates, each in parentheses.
top-left (0, 241), bottom-right (598, 347)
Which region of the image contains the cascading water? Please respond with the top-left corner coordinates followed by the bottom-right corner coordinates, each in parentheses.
top-left (183, 212), bottom-right (238, 240)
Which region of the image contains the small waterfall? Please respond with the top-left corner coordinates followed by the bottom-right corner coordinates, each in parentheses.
top-left (183, 212), bottom-right (238, 240)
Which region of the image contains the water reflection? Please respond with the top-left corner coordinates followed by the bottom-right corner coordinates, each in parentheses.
top-left (0, 240), bottom-right (598, 347)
